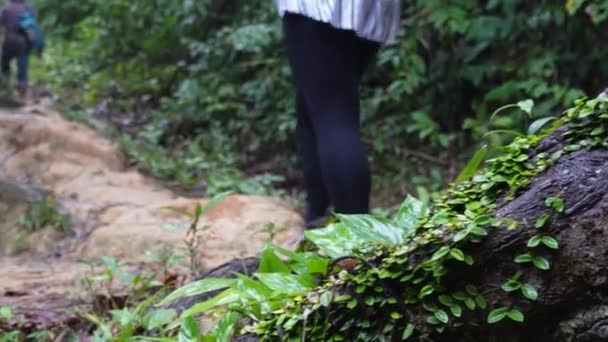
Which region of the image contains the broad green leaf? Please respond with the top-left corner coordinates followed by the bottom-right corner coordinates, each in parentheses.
top-left (402, 323), bottom-right (415, 340)
top-left (541, 236), bottom-right (559, 249)
top-left (528, 117), bottom-right (556, 135)
top-left (255, 273), bottom-right (313, 294)
top-left (533, 257), bottom-right (551, 270)
top-left (394, 196), bottom-right (428, 237)
top-left (181, 289), bottom-right (242, 318)
top-left (159, 278), bottom-right (236, 306)
top-left (488, 308), bottom-right (508, 324)
top-left (521, 284), bottom-right (538, 301)
top-left (305, 222), bottom-right (366, 258)
top-left (143, 309), bottom-right (177, 330)
top-left (517, 99), bottom-right (534, 115)
top-left (214, 312), bottom-right (241, 342)
top-left (259, 245), bottom-right (290, 273)
top-left (507, 310), bottom-right (525, 322)
top-left (236, 274), bottom-right (273, 314)
top-left (269, 245), bottom-right (329, 275)
top-left (305, 258), bottom-right (330, 274)
top-left (178, 316), bottom-right (200, 342)
top-left (337, 214), bottom-right (404, 245)
top-left (455, 145), bottom-right (488, 183)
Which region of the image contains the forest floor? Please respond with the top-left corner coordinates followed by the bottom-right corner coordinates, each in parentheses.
top-left (0, 102), bottom-right (304, 330)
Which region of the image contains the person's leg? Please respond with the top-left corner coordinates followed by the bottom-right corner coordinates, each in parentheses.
top-left (1, 43), bottom-right (11, 80)
top-left (16, 51), bottom-right (29, 97)
top-left (283, 14), bottom-right (374, 215)
top-left (296, 90), bottom-right (330, 224)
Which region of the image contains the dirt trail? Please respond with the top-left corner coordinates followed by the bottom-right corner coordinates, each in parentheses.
top-left (0, 105), bottom-right (303, 321)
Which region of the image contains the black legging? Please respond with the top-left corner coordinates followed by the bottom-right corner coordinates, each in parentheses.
top-left (283, 13), bottom-right (379, 224)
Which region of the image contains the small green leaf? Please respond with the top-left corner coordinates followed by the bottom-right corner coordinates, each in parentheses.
top-left (521, 284), bottom-right (538, 301)
top-left (488, 308), bottom-right (508, 324)
top-left (438, 295), bottom-right (455, 307)
top-left (391, 312), bottom-right (402, 320)
top-left (402, 324), bottom-right (415, 340)
top-left (426, 316), bottom-right (441, 325)
top-left (464, 255), bottom-right (475, 266)
top-left (347, 299), bottom-right (358, 309)
top-left (450, 248), bottom-right (465, 261)
top-left (464, 298), bottom-right (476, 310)
top-left (450, 305), bottom-right (463, 317)
top-left (320, 291), bottom-right (333, 307)
top-left (365, 297), bottom-right (375, 306)
top-left (432, 246), bottom-right (451, 261)
top-left (456, 145), bottom-right (488, 183)
top-left (514, 253), bottom-right (533, 263)
top-left (533, 257), bottom-right (551, 270)
top-left (501, 280), bottom-right (521, 292)
top-left (470, 226), bottom-right (488, 236)
top-left (475, 295), bottom-right (487, 309)
top-left (452, 291), bottom-right (467, 301)
top-left (527, 235), bottom-right (542, 248)
top-left (507, 310), bottom-right (525, 322)
top-left (545, 197), bottom-right (565, 213)
top-left (541, 236), bottom-right (559, 249)
top-left (434, 310), bottom-right (449, 324)
top-left (535, 214), bottom-right (550, 228)
top-left (466, 285), bottom-right (479, 296)
top-left (419, 285), bottom-right (435, 298)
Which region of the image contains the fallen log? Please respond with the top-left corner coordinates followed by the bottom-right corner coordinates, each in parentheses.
top-left (173, 95), bottom-right (608, 341)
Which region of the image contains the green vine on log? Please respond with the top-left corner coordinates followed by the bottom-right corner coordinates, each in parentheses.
top-left (245, 95), bottom-right (608, 341)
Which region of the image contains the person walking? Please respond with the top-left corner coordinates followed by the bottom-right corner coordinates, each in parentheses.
top-left (0, 0), bottom-right (39, 98)
top-left (277, 1), bottom-right (400, 228)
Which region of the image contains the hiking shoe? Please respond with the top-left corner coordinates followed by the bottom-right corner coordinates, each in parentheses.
top-left (16, 84), bottom-right (27, 98)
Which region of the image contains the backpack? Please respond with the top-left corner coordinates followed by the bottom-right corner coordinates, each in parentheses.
top-left (18, 10), bottom-right (44, 51)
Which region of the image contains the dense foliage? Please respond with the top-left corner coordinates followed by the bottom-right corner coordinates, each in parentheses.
top-left (57, 94), bottom-right (608, 341)
top-left (28, 0), bottom-right (608, 201)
